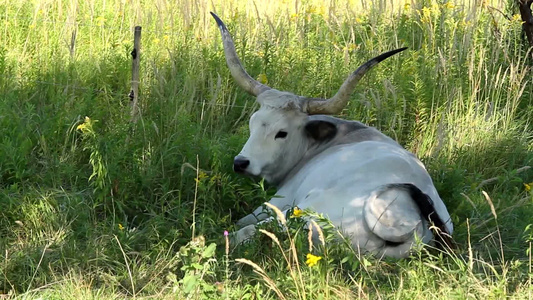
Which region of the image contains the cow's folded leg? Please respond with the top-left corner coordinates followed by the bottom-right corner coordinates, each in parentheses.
top-left (231, 224), bottom-right (258, 246)
top-left (233, 212), bottom-right (289, 247)
top-left (363, 184), bottom-right (430, 258)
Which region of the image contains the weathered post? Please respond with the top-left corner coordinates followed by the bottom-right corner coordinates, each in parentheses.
top-left (130, 26), bottom-right (142, 123)
top-left (69, 29), bottom-right (77, 59)
top-left (518, 0), bottom-right (533, 48)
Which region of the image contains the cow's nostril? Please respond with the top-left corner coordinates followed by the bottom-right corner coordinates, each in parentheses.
top-left (233, 158), bottom-right (250, 173)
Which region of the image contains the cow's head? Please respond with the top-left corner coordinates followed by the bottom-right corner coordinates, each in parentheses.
top-left (211, 12), bottom-right (406, 184)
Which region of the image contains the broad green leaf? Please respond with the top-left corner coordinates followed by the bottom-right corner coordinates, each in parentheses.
top-left (202, 243), bottom-right (217, 258)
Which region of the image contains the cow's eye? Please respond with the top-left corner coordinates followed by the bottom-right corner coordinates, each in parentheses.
top-left (275, 130), bottom-right (288, 139)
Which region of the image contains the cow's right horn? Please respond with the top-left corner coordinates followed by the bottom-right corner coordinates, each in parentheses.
top-left (303, 47), bottom-right (407, 115)
top-left (211, 12), bottom-right (271, 97)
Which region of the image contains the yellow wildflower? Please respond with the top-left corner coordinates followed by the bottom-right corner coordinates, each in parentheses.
top-left (195, 171), bottom-right (209, 183)
top-left (163, 35), bottom-right (170, 41)
top-left (443, 2), bottom-right (455, 9)
top-left (512, 14), bottom-right (522, 22)
top-left (76, 116), bottom-right (92, 131)
top-left (118, 223), bottom-right (125, 230)
top-left (420, 6), bottom-right (432, 23)
top-left (307, 6), bottom-right (317, 14)
top-left (291, 207), bottom-right (303, 218)
top-left (343, 43), bottom-right (357, 52)
top-left (153, 38), bottom-right (160, 44)
top-left (306, 253), bottom-right (322, 267)
top-left (198, 171), bottom-right (208, 179)
top-left (95, 16), bottom-right (106, 26)
top-left (257, 73), bottom-right (268, 84)
top-left (317, 6), bottom-right (327, 18)
top-left (525, 183), bottom-right (532, 192)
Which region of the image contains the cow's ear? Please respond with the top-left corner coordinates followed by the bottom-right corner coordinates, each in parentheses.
top-left (305, 120), bottom-right (337, 141)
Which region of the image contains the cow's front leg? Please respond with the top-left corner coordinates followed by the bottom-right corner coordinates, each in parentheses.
top-left (236, 194), bottom-right (293, 228)
top-left (236, 207), bottom-right (270, 228)
top-left (233, 206), bottom-right (291, 246)
top-left (232, 224), bottom-right (258, 246)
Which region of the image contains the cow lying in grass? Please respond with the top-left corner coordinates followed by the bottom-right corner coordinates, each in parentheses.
top-left (211, 12), bottom-right (453, 258)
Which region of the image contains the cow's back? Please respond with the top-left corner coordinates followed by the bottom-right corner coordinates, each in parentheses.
top-left (277, 140), bottom-right (453, 235)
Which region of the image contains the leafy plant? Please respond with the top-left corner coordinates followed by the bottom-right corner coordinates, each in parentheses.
top-left (167, 236), bottom-right (219, 298)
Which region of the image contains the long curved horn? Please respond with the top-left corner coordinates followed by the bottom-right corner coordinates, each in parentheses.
top-left (210, 12), bottom-right (271, 97)
top-left (303, 47), bottom-right (407, 115)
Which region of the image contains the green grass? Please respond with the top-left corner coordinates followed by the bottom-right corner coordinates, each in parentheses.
top-left (0, 0), bottom-right (532, 298)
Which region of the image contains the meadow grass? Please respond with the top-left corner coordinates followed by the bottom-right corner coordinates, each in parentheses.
top-left (0, 0), bottom-right (532, 298)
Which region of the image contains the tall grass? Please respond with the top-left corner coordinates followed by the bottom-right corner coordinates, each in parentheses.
top-left (0, 0), bottom-right (532, 298)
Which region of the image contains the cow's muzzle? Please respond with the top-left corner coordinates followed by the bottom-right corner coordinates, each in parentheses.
top-left (233, 156), bottom-right (250, 173)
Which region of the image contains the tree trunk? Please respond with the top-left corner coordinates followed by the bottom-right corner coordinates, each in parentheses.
top-left (518, 0), bottom-right (533, 47)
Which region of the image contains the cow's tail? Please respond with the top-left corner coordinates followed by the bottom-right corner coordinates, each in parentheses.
top-left (400, 183), bottom-right (456, 251)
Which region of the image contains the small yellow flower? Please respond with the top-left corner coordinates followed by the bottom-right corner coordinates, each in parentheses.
top-left (291, 207), bottom-right (303, 218)
top-left (343, 43), bottom-right (357, 52)
top-left (118, 223), bottom-right (125, 230)
top-left (443, 2), bottom-right (455, 9)
top-left (153, 38), bottom-right (160, 44)
top-left (355, 17), bottom-right (363, 24)
top-left (420, 6), bottom-right (432, 23)
top-left (512, 14), bottom-right (522, 22)
top-left (95, 16), bottom-right (106, 26)
top-left (76, 116), bottom-right (92, 131)
top-left (525, 183), bottom-right (532, 192)
top-left (306, 253), bottom-right (322, 267)
top-left (195, 171), bottom-right (209, 183)
top-left (163, 35), bottom-right (170, 41)
top-left (257, 73), bottom-right (268, 84)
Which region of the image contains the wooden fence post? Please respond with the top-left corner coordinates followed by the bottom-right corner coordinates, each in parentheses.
top-left (518, 0), bottom-right (533, 49)
top-left (130, 26), bottom-right (142, 123)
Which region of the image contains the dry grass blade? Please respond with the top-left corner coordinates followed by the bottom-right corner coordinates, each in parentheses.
top-left (235, 258), bottom-right (286, 300)
top-left (482, 190), bottom-right (506, 272)
top-left (258, 229), bottom-right (282, 248)
top-left (482, 190), bottom-right (497, 220)
top-left (258, 229), bottom-right (293, 270)
top-left (264, 202), bottom-right (287, 226)
top-left (310, 220), bottom-right (325, 247)
top-left (235, 258), bottom-right (266, 275)
top-left (114, 235), bottom-right (135, 297)
top-left (467, 218), bottom-right (473, 271)
top-left (307, 223), bottom-right (314, 253)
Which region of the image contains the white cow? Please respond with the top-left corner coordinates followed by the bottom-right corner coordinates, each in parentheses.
top-left (211, 12), bottom-right (454, 258)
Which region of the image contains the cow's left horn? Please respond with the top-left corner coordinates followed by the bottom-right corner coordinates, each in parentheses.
top-left (210, 12), bottom-right (271, 97)
top-left (303, 47), bottom-right (407, 115)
